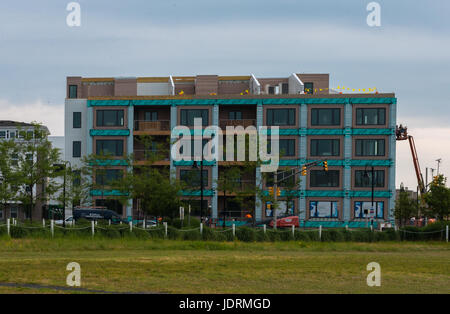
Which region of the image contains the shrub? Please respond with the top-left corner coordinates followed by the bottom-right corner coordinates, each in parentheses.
top-left (236, 227), bottom-right (256, 242)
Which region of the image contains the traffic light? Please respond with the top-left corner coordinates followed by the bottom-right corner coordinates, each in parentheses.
top-left (301, 166), bottom-right (307, 176)
top-left (323, 161), bottom-right (328, 171)
top-left (277, 187), bottom-right (281, 197)
top-left (268, 187), bottom-right (274, 196)
top-left (267, 203), bottom-right (271, 209)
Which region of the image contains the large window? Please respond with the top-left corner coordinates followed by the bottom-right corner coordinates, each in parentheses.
top-left (279, 139), bottom-right (295, 157)
top-left (69, 85), bottom-right (78, 99)
top-left (96, 169), bottom-right (123, 186)
top-left (96, 110), bottom-right (124, 127)
top-left (180, 109), bottom-right (209, 126)
top-left (229, 111), bottom-right (242, 120)
top-left (266, 108), bottom-right (295, 126)
top-left (96, 140), bottom-right (124, 156)
top-left (310, 139), bottom-right (340, 156)
top-left (0, 131), bottom-right (6, 139)
top-left (10, 205), bottom-right (18, 218)
top-left (354, 201), bottom-right (384, 219)
top-left (309, 201), bottom-right (338, 218)
top-left (310, 170), bottom-right (340, 187)
top-left (311, 108), bottom-right (340, 126)
top-left (145, 111), bottom-right (158, 121)
top-left (355, 139), bottom-right (385, 156)
top-left (356, 108), bottom-right (386, 125)
top-left (72, 141), bottom-right (81, 158)
top-left (355, 170), bottom-right (385, 188)
top-left (266, 169), bottom-right (296, 187)
top-left (180, 169), bottom-right (208, 187)
top-left (73, 112), bottom-right (81, 129)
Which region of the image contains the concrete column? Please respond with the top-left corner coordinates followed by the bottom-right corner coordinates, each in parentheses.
top-left (211, 104), bottom-right (219, 219)
top-left (255, 102), bottom-right (263, 222)
top-left (86, 106), bottom-right (93, 156)
top-left (170, 104), bottom-right (177, 181)
top-left (299, 104), bottom-right (307, 221)
top-left (343, 102), bottom-right (352, 222)
top-left (388, 101), bottom-right (397, 223)
top-left (126, 105), bottom-right (134, 220)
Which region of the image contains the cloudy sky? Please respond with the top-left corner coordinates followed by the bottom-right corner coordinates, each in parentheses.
top-left (0, 0), bottom-right (449, 189)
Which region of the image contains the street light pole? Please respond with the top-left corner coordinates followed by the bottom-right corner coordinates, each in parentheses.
top-left (273, 171), bottom-right (278, 230)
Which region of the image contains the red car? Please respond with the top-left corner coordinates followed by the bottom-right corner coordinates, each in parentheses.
top-left (269, 216), bottom-right (299, 228)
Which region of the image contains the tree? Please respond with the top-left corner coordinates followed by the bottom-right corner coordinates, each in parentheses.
top-left (0, 139), bottom-right (21, 219)
top-left (15, 124), bottom-right (61, 221)
top-left (113, 136), bottom-right (183, 220)
top-left (216, 165), bottom-right (242, 227)
top-left (423, 175), bottom-right (450, 221)
top-left (394, 184), bottom-right (418, 226)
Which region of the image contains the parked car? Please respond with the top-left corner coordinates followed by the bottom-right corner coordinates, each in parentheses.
top-left (73, 207), bottom-right (122, 223)
top-left (268, 216), bottom-right (299, 228)
top-left (54, 216), bottom-right (74, 226)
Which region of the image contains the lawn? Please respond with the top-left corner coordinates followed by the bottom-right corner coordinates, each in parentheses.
top-left (0, 239), bottom-right (448, 294)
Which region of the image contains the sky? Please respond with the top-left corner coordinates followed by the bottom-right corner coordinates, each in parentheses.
top-left (0, 0), bottom-right (449, 189)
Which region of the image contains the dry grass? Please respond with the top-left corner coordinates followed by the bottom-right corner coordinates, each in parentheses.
top-left (0, 239), bottom-right (448, 294)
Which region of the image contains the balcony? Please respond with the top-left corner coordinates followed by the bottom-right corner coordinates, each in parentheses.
top-left (134, 120), bottom-right (170, 134)
top-left (219, 119), bottom-right (256, 129)
top-left (133, 149), bottom-right (170, 165)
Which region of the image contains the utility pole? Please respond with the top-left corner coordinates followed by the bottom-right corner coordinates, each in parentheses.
top-left (273, 171), bottom-right (278, 230)
top-left (436, 158), bottom-right (442, 176)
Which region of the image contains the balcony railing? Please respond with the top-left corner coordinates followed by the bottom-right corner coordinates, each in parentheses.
top-left (134, 149), bottom-right (170, 161)
top-left (134, 120), bottom-right (170, 132)
top-left (219, 119), bottom-right (256, 129)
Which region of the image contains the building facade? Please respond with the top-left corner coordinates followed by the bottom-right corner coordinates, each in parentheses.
top-left (65, 74), bottom-right (397, 227)
top-left (0, 121), bottom-right (50, 220)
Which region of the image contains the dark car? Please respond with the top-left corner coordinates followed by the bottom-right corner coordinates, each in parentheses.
top-left (73, 207), bottom-right (122, 223)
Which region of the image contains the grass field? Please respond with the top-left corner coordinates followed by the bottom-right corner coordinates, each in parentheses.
top-left (0, 239), bottom-right (448, 294)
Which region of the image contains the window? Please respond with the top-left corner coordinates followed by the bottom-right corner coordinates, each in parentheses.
top-left (304, 82), bottom-right (314, 94)
top-left (282, 83), bottom-right (289, 94)
top-left (72, 170), bottom-right (81, 187)
top-left (180, 169), bottom-right (208, 187)
top-left (356, 108), bottom-right (386, 125)
top-left (310, 139), bottom-right (340, 156)
top-left (145, 111), bottom-right (158, 121)
top-left (355, 170), bottom-right (385, 188)
top-left (184, 200), bottom-right (208, 216)
top-left (10, 205), bottom-right (18, 218)
top-left (266, 109), bottom-right (295, 126)
top-left (11, 153), bottom-right (18, 166)
top-left (73, 141), bottom-right (81, 158)
top-left (354, 201), bottom-right (384, 219)
top-left (309, 201), bottom-right (338, 218)
top-left (97, 110), bottom-right (124, 127)
top-left (311, 108), bottom-right (340, 126)
top-left (355, 139), bottom-right (385, 156)
top-left (268, 86), bottom-right (275, 95)
top-left (180, 109), bottom-right (209, 126)
top-left (266, 170), bottom-right (296, 187)
top-left (180, 139), bottom-right (208, 159)
top-left (73, 112), bottom-right (81, 129)
top-left (96, 169), bottom-right (123, 186)
top-left (229, 111), bottom-right (242, 120)
top-left (69, 85), bottom-right (78, 99)
top-left (277, 139), bottom-right (296, 157)
top-left (310, 170), bottom-right (340, 187)
top-left (96, 140), bottom-right (123, 156)
top-left (0, 131), bottom-right (6, 139)
top-left (9, 131), bottom-right (16, 139)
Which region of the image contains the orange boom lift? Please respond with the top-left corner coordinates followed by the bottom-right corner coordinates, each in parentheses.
top-left (396, 124), bottom-right (426, 194)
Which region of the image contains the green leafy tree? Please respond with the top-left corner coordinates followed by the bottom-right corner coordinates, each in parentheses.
top-left (0, 139), bottom-right (21, 219)
top-left (423, 175), bottom-right (450, 221)
top-left (15, 124), bottom-right (61, 221)
top-left (394, 184), bottom-right (418, 226)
